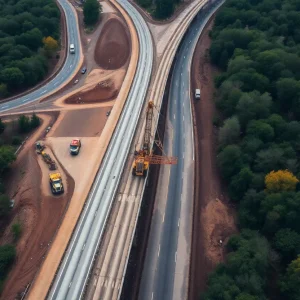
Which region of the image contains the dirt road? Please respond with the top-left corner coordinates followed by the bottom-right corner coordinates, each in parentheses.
top-left (189, 18), bottom-right (237, 299)
top-left (0, 114), bottom-right (74, 300)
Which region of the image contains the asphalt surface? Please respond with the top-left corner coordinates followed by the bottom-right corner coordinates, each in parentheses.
top-left (0, 0), bottom-right (81, 113)
top-left (138, 2), bottom-right (225, 300)
top-left (47, 0), bottom-right (153, 299)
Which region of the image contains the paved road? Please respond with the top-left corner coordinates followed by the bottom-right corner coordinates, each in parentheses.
top-left (47, 0), bottom-right (153, 299)
top-left (138, 2), bottom-right (225, 300)
top-left (0, 0), bottom-right (81, 113)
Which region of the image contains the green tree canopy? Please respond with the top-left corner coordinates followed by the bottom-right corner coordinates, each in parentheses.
top-left (83, 0), bottom-right (102, 26)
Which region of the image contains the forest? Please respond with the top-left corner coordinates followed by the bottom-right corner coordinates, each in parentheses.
top-left (136, 0), bottom-right (181, 19)
top-left (0, 0), bottom-right (61, 98)
top-left (203, 0), bottom-right (300, 299)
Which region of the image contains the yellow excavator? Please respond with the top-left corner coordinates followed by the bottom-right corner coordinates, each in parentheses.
top-left (132, 101), bottom-right (178, 177)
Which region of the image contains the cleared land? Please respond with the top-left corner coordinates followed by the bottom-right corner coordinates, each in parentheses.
top-left (189, 17), bottom-right (237, 299)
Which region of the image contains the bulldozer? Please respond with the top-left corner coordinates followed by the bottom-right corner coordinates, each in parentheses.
top-left (35, 141), bottom-right (45, 154)
top-left (49, 173), bottom-right (64, 194)
top-left (132, 101), bottom-right (177, 177)
top-left (41, 151), bottom-right (57, 170)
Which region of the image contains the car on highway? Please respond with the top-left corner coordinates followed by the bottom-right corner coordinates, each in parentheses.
top-left (70, 44), bottom-right (75, 54)
top-left (70, 138), bottom-right (81, 155)
top-left (74, 79), bottom-right (79, 84)
top-left (81, 67), bottom-right (87, 74)
top-left (106, 110), bottom-right (111, 117)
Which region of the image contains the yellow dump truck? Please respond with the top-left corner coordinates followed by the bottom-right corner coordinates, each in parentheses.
top-left (49, 173), bottom-right (64, 194)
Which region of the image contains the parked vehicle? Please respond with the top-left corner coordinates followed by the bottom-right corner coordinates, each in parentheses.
top-left (81, 67), bottom-right (87, 74)
top-left (49, 173), bottom-right (64, 194)
top-left (70, 139), bottom-right (81, 155)
top-left (195, 89), bottom-right (201, 100)
top-left (106, 110), bottom-right (111, 117)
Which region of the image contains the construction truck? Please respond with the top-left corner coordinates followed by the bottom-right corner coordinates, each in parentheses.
top-left (35, 141), bottom-right (45, 154)
top-left (132, 101), bottom-right (178, 177)
top-left (49, 173), bottom-right (64, 194)
top-left (41, 151), bottom-right (57, 170)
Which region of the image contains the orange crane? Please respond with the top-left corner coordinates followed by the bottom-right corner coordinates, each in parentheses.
top-left (132, 101), bottom-right (178, 176)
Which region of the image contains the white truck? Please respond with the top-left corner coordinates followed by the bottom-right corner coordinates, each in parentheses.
top-left (195, 89), bottom-right (201, 100)
top-left (70, 44), bottom-right (75, 54)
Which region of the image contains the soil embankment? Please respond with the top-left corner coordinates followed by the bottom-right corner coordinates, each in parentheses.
top-left (189, 17), bottom-right (237, 299)
top-left (94, 18), bottom-right (130, 69)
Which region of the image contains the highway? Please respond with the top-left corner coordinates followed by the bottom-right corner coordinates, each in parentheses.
top-left (47, 0), bottom-right (153, 298)
top-left (0, 0), bottom-right (81, 113)
top-left (138, 1), bottom-right (225, 300)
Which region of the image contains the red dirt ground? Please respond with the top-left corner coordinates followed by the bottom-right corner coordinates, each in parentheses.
top-left (64, 78), bottom-right (118, 104)
top-left (94, 18), bottom-right (130, 69)
top-left (0, 114), bottom-right (75, 300)
top-left (189, 17), bottom-right (237, 300)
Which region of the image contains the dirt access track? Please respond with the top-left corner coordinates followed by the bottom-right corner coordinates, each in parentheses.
top-left (0, 113), bottom-right (75, 300)
top-left (189, 17), bottom-right (237, 299)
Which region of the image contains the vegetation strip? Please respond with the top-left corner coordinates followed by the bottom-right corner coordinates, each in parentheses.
top-left (202, 0), bottom-right (300, 299)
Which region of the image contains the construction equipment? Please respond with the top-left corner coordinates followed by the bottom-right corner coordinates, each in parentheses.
top-left (49, 173), bottom-right (64, 194)
top-left (132, 101), bottom-right (178, 177)
top-left (41, 151), bottom-right (57, 170)
top-left (35, 141), bottom-right (45, 154)
top-left (70, 138), bottom-right (81, 155)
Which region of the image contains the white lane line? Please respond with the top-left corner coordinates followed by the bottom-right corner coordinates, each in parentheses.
top-left (183, 153), bottom-right (184, 159)
top-left (54, 82), bottom-right (59, 86)
top-left (183, 82), bottom-right (184, 87)
top-left (151, 292), bottom-right (153, 300)
top-left (1, 105), bottom-right (8, 109)
top-left (181, 72), bottom-right (182, 76)
top-left (162, 213), bottom-right (165, 223)
top-left (178, 218), bottom-right (180, 227)
top-left (183, 102), bottom-right (184, 107)
top-left (22, 99), bottom-right (27, 103)
top-left (40, 90), bottom-right (47, 95)
top-left (174, 114), bottom-right (175, 120)
top-left (158, 244), bottom-right (160, 257)
top-left (183, 115), bottom-right (184, 121)
top-left (175, 252), bottom-right (177, 263)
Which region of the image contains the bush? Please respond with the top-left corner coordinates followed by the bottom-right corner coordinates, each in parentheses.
top-left (0, 245), bottom-right (16, 280)
top-left (11, 136), bottom-right (22, 146)
top-left (0, 194), bottom-right (11, 217)
top-left (18, 115), bottom-right (31, 133)
top-left (30, 113), bottom-right (40, 129)
top-left (11, 223), bottom-right (22, 241)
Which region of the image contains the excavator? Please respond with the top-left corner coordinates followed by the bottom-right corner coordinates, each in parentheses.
top-left (132, 101), bottom-right (178, 177)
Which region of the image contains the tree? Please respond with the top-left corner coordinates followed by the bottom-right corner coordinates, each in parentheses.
top-left (18, 115), bottom-right (31, 133)
top-left (218, 145), bottom-right (243, 179)
top-left (274, 229), bottom-right (300, 261)
top-left (0, 146), bottom-right (16, 173)
top-left (83, 0), bottom-right (101, 26)
top-left (0, 67), bottom-right (24, 89)
top-left (236, 293), bottom-right (259, 300)
top-left (219, 116), bottom-right (241, 146)
top-left (11, 223), bottom-right (22, 241)
top-left (280, 256), bottom-right (300, 300)
top-left (0, 118), bottom-right (5, 134)
top-left (0, 194), bottom-right (11, 217)
top-left (246, 120), bottom-right (274, 143)
top-left (265, 170), bottom-right (299, 193)
top-left (30, 113), bottom-right (40, 129)
top-left (155, 0), bottom-right (174, 19)
top-left (0, 245), bottom-right (16, 280)
top-left (42, 36), bottom-right (58, 56)
top-left (0, 83), bottom-right (8, 97)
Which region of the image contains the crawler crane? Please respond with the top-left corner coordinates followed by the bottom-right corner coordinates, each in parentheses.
top-left (132, 101), bottom-right (178, 177)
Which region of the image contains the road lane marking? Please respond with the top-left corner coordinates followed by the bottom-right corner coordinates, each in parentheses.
top-left (158, 244), bottom-right (160, 257)
top-left (181, 72), bottom-right (182, 76)
top-left (183, 102), bottom-right (184, 107)
top-left (183, 115), bottom-right (184, 121)
top-left (1, 105), bottom-right (8, 109)
top-left (183, 153), bottom-right (184, 159)
top-left (54, 82), bottom-right (59, 86)
top-left (178, 218), bottom-right (180, 227)
top-left (162, 213), bottom-right (165, 223)
top-left (41, 90), bottom-right (47, 95)
top-left (175, 252), bottom-right (177, 263)
top-left (151, 292), bottom-right (153, 300)
top-left (174, 114), bottom-right (175, 120)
